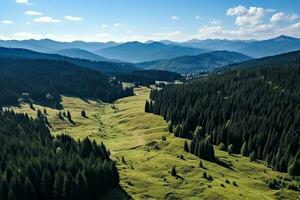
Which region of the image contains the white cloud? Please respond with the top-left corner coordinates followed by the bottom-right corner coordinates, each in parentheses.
top-left (270, 12), bottom-right (298, 23)
top-left (101, 24), bottom-right (108, 28)
top-left (195, 16), bottom-right (201, 20)
top-left (25, 10), bottom-right (43, 16)
top-left (64, 16), bottom-right (83, 21)
top-left (114, 23), bottom-right (122, 27)
top-left (34, 16), bottom-right (61, 23)
top-left (210, 19), bottom-right (222, 25)
top-left (227, 5), bottom-right (265, 27)
top-left (227, 5), bottom-right (247, 16)
top-left (171, 16), bottom-right (179, 20)
top-left (16, 0), bottom-right (28, 4)
top-left (196, 23), bottom-right (284, 40)
top-left (126, 30), bottom-right (132, 33)
top-left (25, 22), bottom-right (31, 25)
top-left (1, 20), bottom-right (13, 24)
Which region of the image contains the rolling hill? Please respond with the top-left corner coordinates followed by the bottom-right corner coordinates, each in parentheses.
top-left (238, 35), bottom-right (300, 58)
top-left (96, 41), bottom-right (208, 63)
top-left (136, 51), bottom-right (252, 74)
top-left (220, 50), bottom-right (300, 72)
top-left (53, 48), bottom-right (117, 62)
top-left (0, 47), bottom-right (137, 73)
top-left (0, 38), bottom-right (119, 52)
top-left (178, 35), bottom-right (300, 58)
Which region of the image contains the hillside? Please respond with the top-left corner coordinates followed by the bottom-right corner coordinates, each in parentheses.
top-left (53, 48), bottom-right (116, 62)
top-left (180, 35), bottom-right (300, 58)
top-left (0, 38), bottom-right (119, 52)
top-left (238, 35), bottom-right (300, 58)
top-left (0, 109), bottom-right (120, 200)
top-left (0, 58), bottom-right (133, 107)
top-left (9, 87), bottom-right (299, 199)
top-left (148, 60), bottom-right (300, 175)
top-left (136, 51), bottom-right (252, 74)
top-left (96, 41), bottom-right (208, 63)
top-left (220, 50), bottom-right (300, 72)
top-left (116, 70), bottom-right (183, 86)
top-left (0, 47), bottom-right (137, 73)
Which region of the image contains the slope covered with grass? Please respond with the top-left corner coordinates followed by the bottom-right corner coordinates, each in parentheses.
top-left (9, 87), bottom-right (299, 199)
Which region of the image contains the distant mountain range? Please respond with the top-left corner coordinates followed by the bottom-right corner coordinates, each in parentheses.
top-left (53, 48), bottom-right (119, 62)
top-left (0, 47), bottom-right (137, 74)
top-left (0, 39), bottom-right (118, 52)
top-left (135, 51), bottom-right (252, 74)
top-left (96, 41), bottom-right (208, 63)
top-left (0, 35), bottom-right (299, 63)
top-left (220, 50), bottom-right (300, 72)
top-left (167, 35), bottom-right (300, 58)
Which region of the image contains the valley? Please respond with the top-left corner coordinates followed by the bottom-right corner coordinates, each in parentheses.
top-left (9, 87), bottom-right (299, 200)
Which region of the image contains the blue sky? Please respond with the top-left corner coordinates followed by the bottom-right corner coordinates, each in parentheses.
top-left (0, 0), bottom-right (300, 42)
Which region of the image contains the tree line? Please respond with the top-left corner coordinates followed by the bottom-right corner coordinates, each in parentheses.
top-left (147, 64), bottom-right (300, 177)
top-left (0, 58), bottom-right (133, 108)
top-left (116, 70), bottom-right (182, 86)
top-left (0, 108), bottom-right (119, 200)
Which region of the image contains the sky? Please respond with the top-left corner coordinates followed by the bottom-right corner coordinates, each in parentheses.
top-left (0, 0), bottom-right (300, 42)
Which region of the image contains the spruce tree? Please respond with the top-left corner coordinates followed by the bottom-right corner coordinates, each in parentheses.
top-left (184, 140), bottom-right (189, 152)
top-left (171, 166), bottom-right (177, 176)
top-left (241, 141), bottom-right (248, 156)
top-left (145, 101), bottom-right (150, 113)
top-left (228, 144), bottom-right (234, 155)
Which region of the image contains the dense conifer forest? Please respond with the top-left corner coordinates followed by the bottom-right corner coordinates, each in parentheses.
top-left (148, 61), bottom-right (300, 175)
top-left (0, 109), bottom-right (119, 200)
top-left (116, 70), bottom-right (182, 86)
top-left (0, 58), bottom-right (133, 108)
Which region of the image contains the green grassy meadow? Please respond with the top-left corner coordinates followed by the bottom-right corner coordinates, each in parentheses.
top-left (9, 87), bottom-right (300, 200)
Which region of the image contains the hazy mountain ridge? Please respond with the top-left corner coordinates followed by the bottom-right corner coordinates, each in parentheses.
top-left (53, 48), bottom-right (119, 62)
top-left (0, 47), bottom-right (137, 73)
top-left (95, 41), bottom-right (208, 63)
top-left (135, 50), bottom-right (252, 74)
top-left (166, 35), bottom-right (300, 58)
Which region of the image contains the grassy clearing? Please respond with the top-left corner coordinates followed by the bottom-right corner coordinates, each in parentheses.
top-left (9, 87), bottom-right (300, 200)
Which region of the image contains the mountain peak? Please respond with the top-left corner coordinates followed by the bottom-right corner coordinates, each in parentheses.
top-left (274, 35), bottom-right (295, 41)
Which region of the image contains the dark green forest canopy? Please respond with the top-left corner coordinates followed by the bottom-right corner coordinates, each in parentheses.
top-left (0, 58), bottom-right (133, 107)
top-left (149, 64), bottom-right (300, 173)
top-left (116, 70), bottom-right (183, 86)
top-left (0, 109), bottom-right (119, 200)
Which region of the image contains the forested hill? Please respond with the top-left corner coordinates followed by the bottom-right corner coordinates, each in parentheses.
top-left (148, 64), bottom-right (300, 175)
top-left (116, 70), bottom-right (183, 86)
top-left (0, 47), bottom-right (137, 74)
top-left (136, 50), bottom-right (252, 74)
top-left (0, 109), bottom-right (119, 200)
top-left (0, 58), bottom-right (133, 107)
top-left (220, 50), bottom-right (300, 72)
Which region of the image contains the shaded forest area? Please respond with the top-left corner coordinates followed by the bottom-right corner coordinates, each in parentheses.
top-left (148, 64), bottom-right (300, 175)
top-left (0, 58), bottom-right (133, 108)
top-left (0, 109), bottom-right (119, 200)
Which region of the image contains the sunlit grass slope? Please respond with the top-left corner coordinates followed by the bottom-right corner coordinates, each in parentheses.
top-left (9, 87), bottom-right (299, 200)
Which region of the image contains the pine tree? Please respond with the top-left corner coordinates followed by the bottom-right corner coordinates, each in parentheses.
top-left (81, 110), bottom-right (87, 118)
top-left (167, 121), bottom-right (173, 133)
top-left (228, 144), bottom-right (234, 155)
top-left (184, 140), bottom-right (189, 152)
top-left (53, 173), bottom-right (62, 200)
top-left (67, 111), bottom-right (72, 122)
top-left (171, 166), bottom-right (177, 176)
top-left (145, 101), bottom-right (150, 113)
top-left (241, 141), bottom-right (248, 156)
top-left (24, 177), bottom-right (37, 200)
top-left (219, 142), bottom-right (226, 151)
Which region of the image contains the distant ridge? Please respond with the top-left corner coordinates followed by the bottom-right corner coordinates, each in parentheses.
top-left (135, 50), bottom-right (252, 74)
top-left (0, 47), bottom-right (137, 74)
